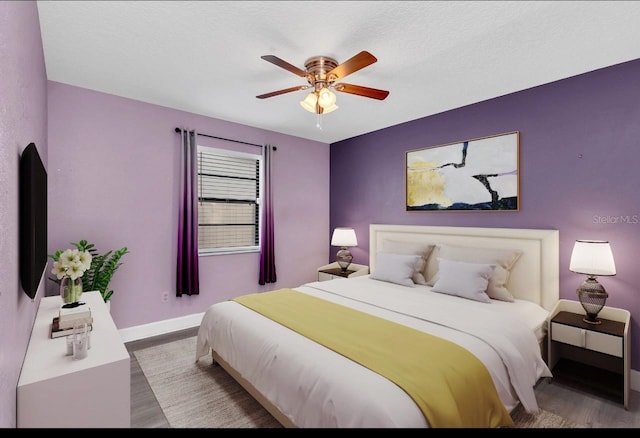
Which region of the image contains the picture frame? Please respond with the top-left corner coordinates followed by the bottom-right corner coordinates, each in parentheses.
top-left (406, 131), bottom-right (519, 211)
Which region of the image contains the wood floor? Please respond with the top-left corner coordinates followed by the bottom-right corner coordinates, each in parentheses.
top-left (127, 327), bottom-right (199, 428)
top-left (125, 327), bottom-right (640, 428)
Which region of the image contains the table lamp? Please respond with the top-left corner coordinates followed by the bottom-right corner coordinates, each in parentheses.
top-left (569, 239), bottom-right (616, 324)
top-left (331, 227), bottom-right (358, 272)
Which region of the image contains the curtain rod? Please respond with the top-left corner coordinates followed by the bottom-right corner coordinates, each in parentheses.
top-left (174, 127), bottom-right (276, 151)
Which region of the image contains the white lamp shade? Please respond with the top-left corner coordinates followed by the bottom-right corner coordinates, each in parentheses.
top-left (300, 92), bottom-right (318, 113)
top-left (331, 227), bottom-right (358, 247)
top-left (569, 240), bottom-right (616, 276)
top-left (320, 103), bottom-right (338, 114)
top-left (318, 88), bottom-right (337, 108)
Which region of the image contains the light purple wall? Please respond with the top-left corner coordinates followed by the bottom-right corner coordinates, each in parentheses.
top-left (0, 1), bottom-right (48, 428)
top-left (47, 82), bottom-right (330, 330)
top-left (330, 58), bottom-right (640, 371)
top-left (3, 4), bottom-right (634, 425)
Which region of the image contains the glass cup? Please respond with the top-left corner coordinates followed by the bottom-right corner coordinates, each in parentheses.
top-left (65, 335), bottom-right (74, 356)
top-left (72, 322), bottom-right (89, 360)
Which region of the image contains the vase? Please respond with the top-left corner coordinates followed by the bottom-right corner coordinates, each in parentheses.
top-left (60, 276), bottom-right (83, 307)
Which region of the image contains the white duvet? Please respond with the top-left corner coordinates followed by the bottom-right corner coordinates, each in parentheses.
top-left (196, 276), bottom-right (552, 428)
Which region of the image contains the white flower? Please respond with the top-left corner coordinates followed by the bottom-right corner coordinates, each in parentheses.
top-left (51, 260), bottom-right (67, 280)
top-left (77, 251), bottom-right (92, 271)
top-left (60, 249), bottom-right (78, 266)
top-left (66, 262), bottom-right (85, 280)
top-left (51, 248), bottom-right (92, 280)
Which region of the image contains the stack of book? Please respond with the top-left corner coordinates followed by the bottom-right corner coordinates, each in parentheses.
top-left (50, 304), bottom-right (93, 338)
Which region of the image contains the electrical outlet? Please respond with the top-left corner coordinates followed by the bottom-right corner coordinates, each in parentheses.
top-left (161, 291), bottom-right (169, 303)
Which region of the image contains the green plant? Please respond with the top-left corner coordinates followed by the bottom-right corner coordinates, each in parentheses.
top-left (49, 240), bottom-right (129, 303)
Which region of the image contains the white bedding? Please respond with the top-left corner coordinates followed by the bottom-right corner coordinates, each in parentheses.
top-left (196, 276), bottom-right (552, 428)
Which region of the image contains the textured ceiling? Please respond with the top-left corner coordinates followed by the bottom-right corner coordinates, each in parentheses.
top-left (37, 1), bottom-right (640, 144)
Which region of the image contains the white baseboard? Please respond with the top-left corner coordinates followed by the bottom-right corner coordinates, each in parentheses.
top-left (119, 313), bottom-right (640, 394)
top-left (118, 312), bottom-right (204, 343)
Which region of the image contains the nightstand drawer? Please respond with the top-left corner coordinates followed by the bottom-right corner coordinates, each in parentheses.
top-left (551, 322), bottom-right (623, 357)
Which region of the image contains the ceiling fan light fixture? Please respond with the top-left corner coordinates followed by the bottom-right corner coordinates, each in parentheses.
top-left (317, 88), bottom-right (337, 108)
top-left (260, 51), bottom-right (388, 119)
top-left (300, 92), bottom-right (318, 113)
top-left (321, 103), bottom-right (339, 114)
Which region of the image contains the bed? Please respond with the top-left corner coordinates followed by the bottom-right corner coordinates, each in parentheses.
top-left (195, 224), bottom-right (559, 428)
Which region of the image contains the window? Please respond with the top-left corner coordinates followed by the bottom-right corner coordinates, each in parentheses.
top-left (197, 146), bottom-right (262, 255)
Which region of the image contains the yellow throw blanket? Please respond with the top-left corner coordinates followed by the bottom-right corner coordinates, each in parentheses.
top-left (233, 288), bottom-right (514, 428)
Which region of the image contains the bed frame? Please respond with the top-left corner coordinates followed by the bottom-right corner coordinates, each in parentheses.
top-left (370, 224), bottom-right (559, 311)
top-left (212, 225), bottom-right (560, 427)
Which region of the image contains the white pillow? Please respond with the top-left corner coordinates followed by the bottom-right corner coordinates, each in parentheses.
top-left (426, 244), bottom-right (522, 302)
top-left (381, 240), bottom-right (435, 285)
top-left (431, 258), bottom-right (495, 303)
top-left (370, 252), bottom-right (422, 287)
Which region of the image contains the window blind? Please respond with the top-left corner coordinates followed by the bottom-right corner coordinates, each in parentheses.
top-left (197, 148), bottom-right (261, 253)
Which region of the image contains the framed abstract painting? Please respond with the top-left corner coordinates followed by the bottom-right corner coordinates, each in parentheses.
top-left (406, 131), bottom-right (519, 211)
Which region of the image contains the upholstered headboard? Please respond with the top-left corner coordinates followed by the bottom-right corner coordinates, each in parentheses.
top-left (369, 224), bottom-right (559, 311)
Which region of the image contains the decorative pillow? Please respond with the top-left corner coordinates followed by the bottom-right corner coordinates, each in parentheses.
top-left (426, 244), bottom-right (522, 302)
top-left (381, 240), bottom-right (435, 285)
top-left (423, 245), bottom-right (441, 283)
top-left (370, 252), bottom-right (422, 287)
top-left (431, 258), bottom-right (495, 303)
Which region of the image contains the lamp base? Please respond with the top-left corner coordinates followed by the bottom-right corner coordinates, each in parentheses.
top-left (336, 247), bottom-right (353, 272)
top-left (577, 276), bottom-right (607, 326)
top-left (582, 316), bottom-right (603, 325)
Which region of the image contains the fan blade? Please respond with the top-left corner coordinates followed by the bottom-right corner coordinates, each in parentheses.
top-left (256, 85), bottom-right (310, 99)
top-left (334, 83), bottom-right (389, 100)
top-left (327, 51), bottom-right (377, 81)
top-left (261, 55), bottom-right (307, 77)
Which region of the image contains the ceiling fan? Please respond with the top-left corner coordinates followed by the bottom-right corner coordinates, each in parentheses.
top-left (256, 51), bottom-right (390, 115)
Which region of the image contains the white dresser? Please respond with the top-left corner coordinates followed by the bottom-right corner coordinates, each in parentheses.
top-left (17, 291), bottom-right (130, 428)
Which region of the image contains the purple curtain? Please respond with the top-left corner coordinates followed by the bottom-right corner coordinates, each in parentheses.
top-left (176, 129), bottom-right (199, 296)
top-left (259, 144), bottom-right (277, 285)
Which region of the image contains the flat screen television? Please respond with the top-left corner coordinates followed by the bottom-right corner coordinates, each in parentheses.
top-left (19, 142), bottom-right (47, 299)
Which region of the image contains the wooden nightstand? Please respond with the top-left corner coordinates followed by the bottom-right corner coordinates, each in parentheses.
top-left (317, 262), bottom-right (369, 281)
top-left (547, 299), bottom-right (630, 409)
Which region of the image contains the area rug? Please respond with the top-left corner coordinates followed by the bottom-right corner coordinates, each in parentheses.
top-left (134, 336), bottom-right (280, 428)
top-left (509, 404), bottom-right (582, 428)
top-left (134, 336), bottom-right (581, 428)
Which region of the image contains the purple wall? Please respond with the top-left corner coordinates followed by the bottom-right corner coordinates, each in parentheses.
top-left (0, 1), bottom-right (48, 428)
top-left (47, 82), bottom-right (330, 330)
top-left (330, 58), bottom-right (640, 371)
top-left (2, 4), bottom-right (636, 426)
